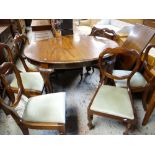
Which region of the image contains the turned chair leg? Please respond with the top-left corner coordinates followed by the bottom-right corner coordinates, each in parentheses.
top-left (123, 119), bottom-right (137, 135)
top-left (123, 123), bottom-right (132, 135)
top-left (142, 92), bottom-right (147, 111)
top-left (142, 91), bottom-right (155, 126)
top-left (59, 125), bottom-right (66, 135)
top-left (87, 113), bottom-right (95, 130)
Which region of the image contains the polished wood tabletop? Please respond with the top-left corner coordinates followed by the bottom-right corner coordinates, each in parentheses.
top-left (24, 35), bottom-right (118, 69)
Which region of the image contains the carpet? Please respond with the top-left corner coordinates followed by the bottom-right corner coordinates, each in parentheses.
top-left (0, 68), bottom-right (155, 135)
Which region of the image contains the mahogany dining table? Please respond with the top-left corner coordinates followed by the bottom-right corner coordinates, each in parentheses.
top-left (24, 35), bottom-right (118, 68)
top-left (24, 35), bottom-right (118, 92)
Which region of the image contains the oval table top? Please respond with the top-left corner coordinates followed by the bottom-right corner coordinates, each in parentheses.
top-left (24, 35), bottom-right (118, 69)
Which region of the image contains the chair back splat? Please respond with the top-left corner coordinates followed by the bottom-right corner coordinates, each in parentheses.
top-left (13, 34), bottom-right (33, 72)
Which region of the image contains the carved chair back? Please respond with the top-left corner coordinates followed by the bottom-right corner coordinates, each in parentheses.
top-left (0, 62), bottom-right (24, 122)
top-left (116, 24), bottom-right (155, 70)
top-left (0, 43), bottom-right (14, 63)
top-left (90, 27), bottom-right (119, 41)
top-left (99, 47), bottom-right (141, 89)
top-left (13, 34), bottom-right (31, 72)
top-left (140, 44), bottom-right (155, 82)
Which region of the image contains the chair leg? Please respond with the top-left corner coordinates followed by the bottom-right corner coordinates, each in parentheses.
top-left (59, 125), bottom-right (66, 135)
top-left (3, 108), bottom-right (10, 116)
top-left (123, 122), bottom-right (132, 135)
top-left (18, 124), bottom-right (29, 135)
top-left (123, 118), bottom-right (136, 135)
top-left (87, 113), bottom-right (94, 130)
top-left (142, 100), bottom-right (155, 126)
top-left (142, 92), bottom-right (147, 111)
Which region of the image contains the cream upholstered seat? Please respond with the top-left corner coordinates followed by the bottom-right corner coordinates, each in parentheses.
top-left (113, 70), bottom-right (147, 88)
top-left (90, 85), bottom-right (134, 119)
top-left (0, 62), bottom-right (66, 134)
top-left (16, 59), bottom-right (37, 72)
top-left (10, 72), bottom-right (44, 92)
top-left (22, 92), bottom-right (66, 123)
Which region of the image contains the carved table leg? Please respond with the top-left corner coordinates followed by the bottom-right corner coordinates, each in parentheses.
top-left (86, 66), bottom-right (94, 74)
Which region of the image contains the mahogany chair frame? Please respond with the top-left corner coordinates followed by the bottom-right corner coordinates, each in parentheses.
top-left (0, 43), bottom-right (48, 97)
top-left (114, 44), bottom-right (155, 110)
top-left (94, 24), bottom-right (155, 110)
top-left (13, 34), bottom-right (33, 72)
top-left (14, 34), bottom-right (54, 93)
top-left (87, 47), bottom-right (141, 134)
top-left (134, 44), bottom-right (155, 93)
top-left (0, 62), bottom-right (65, 135)
top-left (142, 77), bottom-right (155, 125)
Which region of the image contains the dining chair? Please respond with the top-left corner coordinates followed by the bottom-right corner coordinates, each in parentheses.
top-left (114, 24), bottom-right (155, 70)
top-left (96, 24), bottom-right (155, 110)
top-left (14, 34), bottom-right (53, 93)
top-left (112, 45), bottom-right (155, 110)
top-left (0, 62), bottom-right (66, 135)
top-left (87, 47), bottom-right (141, 134)
top-left (0, 43), bottom-right (46, 97)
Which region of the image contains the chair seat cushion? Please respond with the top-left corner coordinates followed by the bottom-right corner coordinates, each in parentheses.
top-left (90, 85), bottom-right (134, 119)
top-left (22, 92), bottom-right (66, 123)
top-left (10, 72), bottom-right (44, 92)
top-left (113, 70), bottom-right (147, 88)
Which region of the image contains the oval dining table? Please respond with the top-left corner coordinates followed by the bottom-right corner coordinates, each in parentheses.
top-left (24, 35), bottom-right (119, 92)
